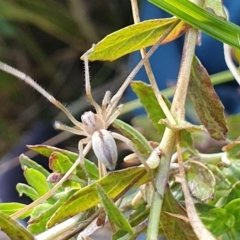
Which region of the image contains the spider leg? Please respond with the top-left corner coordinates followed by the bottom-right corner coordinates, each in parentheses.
top-left (78, 138), bottom-right (92, 183)
top-left (83, 51), bottom-right (102, 115)
top-left (101, 91), bottom-right (111, 128)
top-left (106, 104), bottom-right (123, 126)
top-left (0, 62), bottom-right (82, 128)
top-left (54, 121), bottom-right (85, 135)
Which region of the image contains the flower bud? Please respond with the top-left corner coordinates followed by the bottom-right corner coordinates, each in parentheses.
top-left (47, 172), bottom-right (64, 183)
top-left (146, 148), bottom-right (161, 169)
top-left (92, 129), bottom-right (117, 170)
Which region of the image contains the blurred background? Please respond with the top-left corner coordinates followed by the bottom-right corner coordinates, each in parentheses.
top-left (0, 0), bottom-right (132, 161)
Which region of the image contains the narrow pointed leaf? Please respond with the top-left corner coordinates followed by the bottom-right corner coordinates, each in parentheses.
top-left (85, 18), bottom-right (187, 61)
top-left (28, 190), bottom-right (76, 234)
top-left (112, 119), bottom-right (152, 157)
top-left (16, 183), bottom-right (39, 201)
top-left (96, 184), bottom-right (133, 233)
top-left (160, 186), bottom-right (198, 240)
top-left (48, 167), bottom-right (149, 227)
top-left (0, 211), bottom-right (34, 240)
top-left (189, 56), bottom-right (228, 140)
top-left (0, 203), bottom-right (29, 218)
top-left (131, 81), bottom-right (170, 136)
top-left (24, 168), bottom-right (51, 197)
top-left (131, 81), bottom-right (194, 148)
top-left (28, 145), bottom-right (99, 180)
top-left (19, 154), bottom-right (50, 177)
top-left (149, 0), bottom-right (240, 49)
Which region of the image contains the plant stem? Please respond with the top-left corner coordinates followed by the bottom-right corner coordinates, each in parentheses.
top-left (130, 0), bottom-right (176, 125)
top-left (147, 15), bottom-right (201, 240)
top-left (176, 133), bottom-right (215, 240)
top-left (147, 128), bottom-right (176, 240)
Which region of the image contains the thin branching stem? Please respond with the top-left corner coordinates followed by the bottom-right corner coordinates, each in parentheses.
top-left (130, 0), bottom-right (176, 125)
top-left (108, 20), bottom-right (180, 113)
top-left (147, 0), bottom-right (206, 237)
top-left (176, 133), bottom-right (215, 240)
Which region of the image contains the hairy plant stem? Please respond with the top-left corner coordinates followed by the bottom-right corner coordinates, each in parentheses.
top-left (147, 24), bottom-right (200, 240)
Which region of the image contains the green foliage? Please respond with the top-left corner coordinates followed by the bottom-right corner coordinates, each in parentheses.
top-left (1, 0), bottom-right (240, 239)
top-left (149, 0), bottom-right (240, 49)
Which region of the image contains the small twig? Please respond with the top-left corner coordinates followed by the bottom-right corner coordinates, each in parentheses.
top-left (55, 209), bottom-right (103, 240)
top-left (35, 212), bottom-right (83, 240)
top-left (130, 0), bottom-right (176, 125)
top-left (176, 133), bottom-right (215, 240)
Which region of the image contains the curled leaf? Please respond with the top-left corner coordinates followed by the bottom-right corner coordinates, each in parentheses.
top-left (185, 160), bottom-right (216, 202)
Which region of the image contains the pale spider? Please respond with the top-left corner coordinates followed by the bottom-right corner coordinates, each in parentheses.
top-left (0, 47), bottom-right (150, 179)
top-left (0, 45), bottom-right (159, 219)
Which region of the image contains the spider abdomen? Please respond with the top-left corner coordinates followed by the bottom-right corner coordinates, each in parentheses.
top-left (92, 129), bottom-right (117, 170)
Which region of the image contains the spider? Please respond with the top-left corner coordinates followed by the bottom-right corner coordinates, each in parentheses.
top-left (0, 45), bottom-right (158, 219)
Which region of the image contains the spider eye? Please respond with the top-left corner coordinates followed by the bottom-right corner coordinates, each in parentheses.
top-left (92, 129), bottom-right (118, 170)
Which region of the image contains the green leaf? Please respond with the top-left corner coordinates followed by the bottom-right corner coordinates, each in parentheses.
top-left (227, 114), bottom-right (240, 140)
top-left (221, 160), bottom-right (240, 184)
top-left (186, 161), bottom-right (215, 202)
top-left (30, 203), bottom-right (53, 220)
top-left (131, 81), bottom-right (194, 149)
top-left (28, 190), bottom-right (76, 234)
top-left (222, 140), bottom-right (240, 161)
top-left (48, 167), bottom-right (149, 227)
top-left (131, 115), bottom-right (162, 142)
top-left (149, 0), bottom-right (240, 49)
top-left (207, 164), bottom-right (231, 190)
top-left (225, 199), bottom-right (240, 229)
top-left (19, 154), bottom-right (50, 177)
top-left (226, 182), bottom-right (240, 204)
top-left (112, 119), bottom-right (152, 157)
top-left (16, 183), bottom-right (39, 201)
top-left (188, 56), bottom-right (228, 140)
top-left (0, 211), bottom-right (34, 240)
top-left (28, 145), bottom-right (99, 180)
top-left (200, 207), bottom-right (234, 236)
top-left (49, 152), bottom-right (74, 173)
top-left (96, 184), bottom-right (134, 233)
top-left (28, 204), bottom-right (53, 234)
top-left (86, 18), bottom-right (187, 61)
top-left (24, 168), bottom-right (51, 197)
top-left (131, 81), bottom-right (170, 136)
top-left (0, 203), bottom-right (30, 218)
top-left (160, 186), bottom-right (198, 240)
